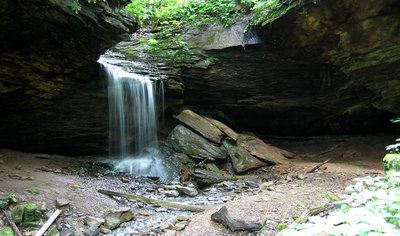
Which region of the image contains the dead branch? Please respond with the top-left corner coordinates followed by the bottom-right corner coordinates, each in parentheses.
top-left (295, 204), bottom-right (325, 224)
top-left (211, 206), bottom-right (262, 232)
top-left (306, 159), bottom-right (331, 173)
top-left (3, 210), bottom-right (22, 236)
top-left (35, 209), bottom-right (62, 236)
top-left (98, 189), bottom-right (204, 212)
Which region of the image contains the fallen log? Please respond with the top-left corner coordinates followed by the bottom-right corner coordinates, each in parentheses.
top-left (211, 206), bottom-right (262, 232)
top-left (307, 159), bottom-right (331, 173)
top-left (295, 204), bottom-right (325, 224)
top-left (35, 209), bottom-right (62, 236)
top-left (3, 210), bottom-right (22, 236)
top-left (98, 189), bottom-right (204, 212)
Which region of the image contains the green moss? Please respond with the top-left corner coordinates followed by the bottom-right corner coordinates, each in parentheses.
top-left (28, 187), bottom-right (39, 194)
top-left (23, 204), bottom-right (41, 222)
top-left (324, 193), bottom-right (341, 202)
top-left (176, 153), bottom-right (192, 165)
top-left (383, 154), bottom-right (400, 172)
top-left (0, 199), bottom-right (9, 211)
top-left (0, 226), bottom-right (15, 236)
top-left (11, 206), bottom-right (24, 224)
top-left (383, 154), bottom-right (400, 187)
top-left (275, 223), bottom-right (288, 230)
top-left (47, 227), bottom-right (60, 236)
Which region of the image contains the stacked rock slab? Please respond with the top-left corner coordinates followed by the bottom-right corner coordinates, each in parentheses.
top-left (166, 109), bottom-right (294, 175)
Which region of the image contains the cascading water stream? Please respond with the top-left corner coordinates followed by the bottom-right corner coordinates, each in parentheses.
top-left (98, 56), bottom-right (174, 181)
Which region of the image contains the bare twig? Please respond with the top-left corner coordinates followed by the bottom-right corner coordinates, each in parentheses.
top-left (307, 159), bottom-right (331, 173)
top-left (3, 210), bottom-right (22, 236)
top-left (35, 209), bottom-right (62, 236)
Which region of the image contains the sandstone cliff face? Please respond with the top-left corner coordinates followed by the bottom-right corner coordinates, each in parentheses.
top-left (176, 0), bottom-right (400, 135)
top-left (1, 0), bottom-right (399, 155)
top-left (0, 0), bottom-right (137, 154)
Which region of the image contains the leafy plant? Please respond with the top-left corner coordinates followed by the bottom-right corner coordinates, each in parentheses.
top-left (205, 57), bottom-right (219, 67)
top-left (68, 0), bottom-right (107, 14)
top-left (386, 118), bottom-right (400, 154)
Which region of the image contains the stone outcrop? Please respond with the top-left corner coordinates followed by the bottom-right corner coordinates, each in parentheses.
top-left (145, 0), bottom-right (400, 136)
top-left (0, 0), bottom-right (137, 154)
top-left (166, 110), bottom-right (293, 176)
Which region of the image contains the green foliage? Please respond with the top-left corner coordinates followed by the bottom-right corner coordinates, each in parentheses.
top-left (70, 0), bottom-right (319, 64)
top-left (68, 0), bottom-right (107, 14)
top-left (126, 0), bottom-right (240, 27)
top-left (251, 0), bottom-right (316, 26)
top-left (391, 117), bottom-right (400, 123)
top-left (275, 223), bottom-right (288, 230)
top-left (295, 199), bottom-right (306, 208)
top-left (205, 57), bottom-right (219, 67)
top-left (324, 193), bottom-right (341, 202)
top-left (387, 118), bottom-right (400, 153)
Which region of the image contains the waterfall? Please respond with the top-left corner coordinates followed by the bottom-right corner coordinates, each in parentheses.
top-left (98, 57), bottom-right (174, 180)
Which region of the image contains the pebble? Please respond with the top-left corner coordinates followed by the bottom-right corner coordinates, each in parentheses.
top-left (221, 196), bottom-right (232, 202)
top-left (344, 186), bottom-right (355, 194)
top-left (120, 177), bottom-right (130, 183)
top-left (177, 215), bottom-right (189, 221)
top-left (164, 190), bottom-right (179, 197)
top-left (176, 186), bottom-right (198, 197)
top-left (174, 221), bottom-right (187, 231)
top-left (161, 222), bottom-right (174, 230)
top-left (56, 198), bottom-right (70, 208)
top-left (164, 230), bottom-right (176, 236)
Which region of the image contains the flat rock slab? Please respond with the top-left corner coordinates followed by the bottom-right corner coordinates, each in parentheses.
top-left (237, 134), bottom-right (290, 164)
top-left (166, 125), bottom-right (227, 160)
top-left (174, 110), bottom-right (224, 144)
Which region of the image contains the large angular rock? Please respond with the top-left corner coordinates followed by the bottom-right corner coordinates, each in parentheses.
top-left (237, 134), bottom-right (290, 164)
top-left (166, 125), bottom-right (227, 160)
top-left (174, 110), bottom-right (224, 144)
top-left (104, 207), bottom-right (134, 230)
top-left (223, 140), bottom-right (266, 173)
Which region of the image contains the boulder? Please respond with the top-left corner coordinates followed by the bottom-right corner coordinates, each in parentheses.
top-left (237, 134), bottom-right (290, 164)
top-left (104, 207), bottom-right (134, 230)
top-left (383, 153), bottom-right (400, 187)
top-left (174, 110), bottom-right (224, 144)
top-left (166, 125), bottom-right (227, 160)
top-left (223, 140), bottom-right (266, 173)
top-left (55, 198), bottom-right (70, 208)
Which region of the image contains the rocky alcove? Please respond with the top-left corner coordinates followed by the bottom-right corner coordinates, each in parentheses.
top-left (0, 0), bottom-right (400, 235)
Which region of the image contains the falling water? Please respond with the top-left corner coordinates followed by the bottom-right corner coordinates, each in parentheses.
top-left (98, 57), bottom-right (174, 180)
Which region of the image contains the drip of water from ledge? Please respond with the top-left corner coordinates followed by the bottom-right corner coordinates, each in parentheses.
top-left (98, 56), bottom-right (174, 181)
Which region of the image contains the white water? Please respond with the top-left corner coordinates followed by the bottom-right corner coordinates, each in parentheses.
top-left (99, 57), bottom-right (174, 181)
